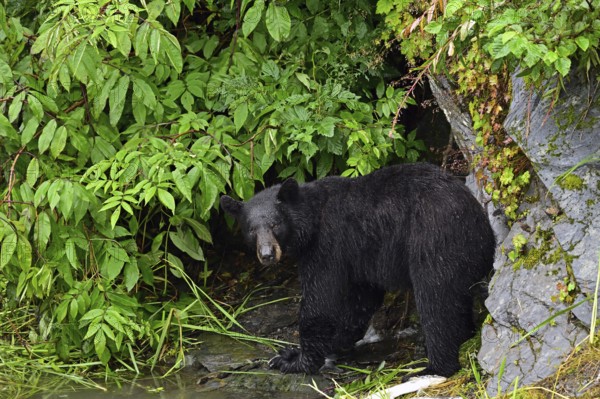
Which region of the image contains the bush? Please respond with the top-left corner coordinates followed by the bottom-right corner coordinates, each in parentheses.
top-left (0, 0), bottom-right (423, 369)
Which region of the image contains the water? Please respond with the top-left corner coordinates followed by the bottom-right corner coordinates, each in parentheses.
top-left (30, 371), bottom-right (322, 399)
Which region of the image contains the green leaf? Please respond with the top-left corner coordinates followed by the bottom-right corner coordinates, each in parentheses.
top-left (101, 322), bottom-right (116, 342)
top-left (132, 77), bottom-right (157, 108)
top-left (265, 2), bottom-right (291, 42)
top-left (144, 185), bottom-right (157, 204)
top-left (243, 0), bottom-right (264, 37)
top-left (65, 238), bottom-right (79, 269)
top-left (109, 75), bottom-right (130, 126)
top-left (26, 158), bottom-right (39, 187)
top-left (110, 207), bottom-right (121, 230)
top-left (58, 63), bottom-right (72, 91)
top-left (169, 230), bottom-right (204, 261)
top-left (27, 94), bottom-right (44, 120)
top-left (500, 167), bottom-right (514, 185)
top-left (0, 233), bottom-right (17, 270)
top-left (70, 298), bottom-right (79, 321)
top-left (233, 163), bottom-right (254, 200)
top-left (199, 168), bottom-right (219, 217)
top-left (501, 31), bottom-right (518, 44)
top-left (29, 91), bottom-right (59, 114)
top-left (165, 0), bottom-right (181, 25)
top-left (83, 319), bottom-right (102, 340)
top-left (0, 114), bottom-right (18, 139)
top-left (48, 180), bottom-right (63, 210)
top-left (158, 189), bottom-right (176, 213)
top-left (21, 118), bottom-right (39, 146)
top-left (34, 211), bottom-right (51, 252)
top-left (56, 300), bottom-right (69, 323)
top-left (172, 168), bottom-right (193, 202)
top-left (94, 329), bottom-right (107, 358)
top-left (161, 31), bottom-right (183, 73)
top-left (104, 311), bottom-right (125, 333)
top-left (318, 116), bottom-right (337, 137)
top-left (50, 126), bottom-right (68, 158)
top-left (555, 57), bottom-right (571, 77)
top-left (543, 51), bottom-right (559, 66)
top-left (203, 35), bottom-right (219, 59)
top-left (39, 120), bottom-right (57, 154)
top-left (113, 30), bottom-right (132, 58)
top-left (575, 36), bottom-right (589, 51)
top-left (385, 85), bottom-right (394, 99)
top-left (234, 102), bottom-right (248, 132)
top-left (70, 42), bottom-right (99, 83)
top-left (135, 22), bottom-right (151, 60)
top-left (0, 59), bottom-right (13, 84)
top-left (424, 21), bottom-right (442, 35)
top-left (184, 217), bottom-right (213, 244)
top-left (80, 308), bottom-right (104, 323)
top-left (445, 0), bottom-right (465, 17)
top-left (306, 0), bottom-right (320, 14)
top-left (147, 0), bottom-right (165, 20)
top-left (124, 259), bottom-right (140, 292)
top-left (316, 152), bottom-right (333, 179)
top-left (295, 72), bottom-right (311, 90)
top-left (17, 234), bottom-right (32, 271)
top-left (8, 92), bottom-right (24, 123)
top-left (261, 59), bottom-right (279, 78)
top-left (105, 257), bottom-right (125, 281)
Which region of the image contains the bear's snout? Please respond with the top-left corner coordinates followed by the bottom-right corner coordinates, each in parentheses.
top-left (258, 245), bottom-right (277, 265)
top-left (255, 229), bottom-right (282, 266)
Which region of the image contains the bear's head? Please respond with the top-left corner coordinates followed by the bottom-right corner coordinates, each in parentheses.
top-left (220, 179), bottom-right (301, 266)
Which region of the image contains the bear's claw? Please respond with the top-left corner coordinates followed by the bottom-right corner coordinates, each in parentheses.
top-left (269, 347), bottom-right (319, 374)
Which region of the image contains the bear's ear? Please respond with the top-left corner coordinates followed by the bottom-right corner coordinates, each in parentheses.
top-left (220, 195), bottom-right (243, 218)
top-left (277, 178), bottom-right (299, 203)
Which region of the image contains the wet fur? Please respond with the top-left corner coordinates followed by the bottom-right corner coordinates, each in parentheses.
top-left (221, 163), bottom-right (496, 376)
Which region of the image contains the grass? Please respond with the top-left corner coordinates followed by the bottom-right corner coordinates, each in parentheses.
top-left (0, 342), bottom-right (107, 398)
top-left (0, 261), bottom-right (290, 397)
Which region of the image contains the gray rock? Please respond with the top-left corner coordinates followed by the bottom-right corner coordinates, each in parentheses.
top-left (504, 74), bottom-right (600, 326)
top-left (478, 187), bottom-right (588, 393)
top-left (429, 76), bottom-right (478, 155)
top-left (429, 72), bottom-right (599, 396)
top-left (429, 76), bottom-right (510, 245)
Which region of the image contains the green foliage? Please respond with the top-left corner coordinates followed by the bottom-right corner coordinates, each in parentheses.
top-left (378, 0), bottom-right (600, 89)
top-left (508, 233), bottom-right (528, 262)
top-left (377, 0), bottom-right (600, 221)
top-left (0, 0), bottom-right (422, 372)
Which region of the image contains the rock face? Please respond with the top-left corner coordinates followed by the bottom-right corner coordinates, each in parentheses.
top-left (430, 74), bottom-right (599, 395)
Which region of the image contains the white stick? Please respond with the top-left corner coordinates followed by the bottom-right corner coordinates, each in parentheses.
top-left (362, 375), bottom-right (447, 399)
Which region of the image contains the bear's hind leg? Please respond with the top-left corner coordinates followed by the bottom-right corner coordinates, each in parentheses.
top-left (413, 287), bottom-right (475, 377)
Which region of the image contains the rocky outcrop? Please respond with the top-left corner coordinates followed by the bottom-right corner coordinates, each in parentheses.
top-left (430, 73), bottom-right (599, 395)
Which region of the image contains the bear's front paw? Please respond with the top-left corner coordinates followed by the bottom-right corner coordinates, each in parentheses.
top-left (268, 347), bottom-right (319, 374)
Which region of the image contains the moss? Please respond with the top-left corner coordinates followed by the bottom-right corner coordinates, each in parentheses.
top-left (515, 247), bottom-right (544, 269)
top-left (511, 226), bottom-right (575, 271)
top-left (524, 194), bottom-right (540, 203)
top-left (586, 199), bottom-right (595, 207)
top-left (546, 248), bottom-right (565, 265)
top-left (557, 174), bottom-right (585, 191)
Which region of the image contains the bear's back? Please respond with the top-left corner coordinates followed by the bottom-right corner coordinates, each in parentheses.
top-left (305, 163), bottom-right (494, 290)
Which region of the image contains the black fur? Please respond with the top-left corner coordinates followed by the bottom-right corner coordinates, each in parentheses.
top-left (220, 163), bottom-right (496, 376)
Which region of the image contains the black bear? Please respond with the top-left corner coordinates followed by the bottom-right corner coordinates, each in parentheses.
top-left (220, 163), bottom-right (495, 377)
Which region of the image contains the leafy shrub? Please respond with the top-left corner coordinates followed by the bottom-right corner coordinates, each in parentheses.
top-left (376, 0), bottom-right (600, 219)
top-left (0, 0), bottom-right (422, 369)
